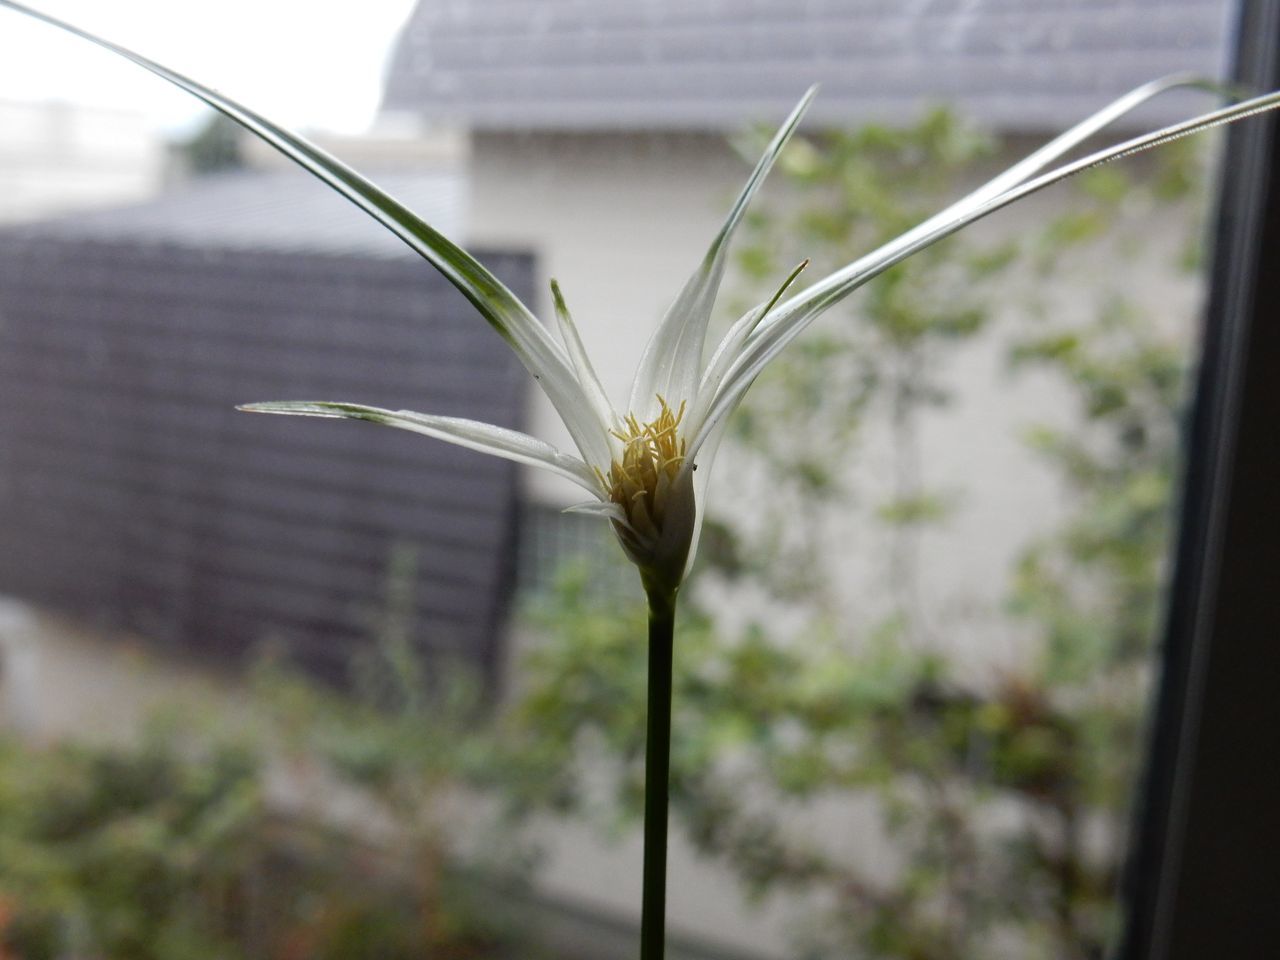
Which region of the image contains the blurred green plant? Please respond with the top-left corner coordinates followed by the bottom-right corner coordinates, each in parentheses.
top-left (512, 111), bottom-right (1206, 960)
top-left (177, 112), bottom-right (247, 175)
top-left (0, 719), bottom-right (266, 960)
top-left (249, 545), bottom-right (540, 957)
top-left (0, 716), bottom-right (522, 960)
top-left (0, 551), bottom-right (537, 960)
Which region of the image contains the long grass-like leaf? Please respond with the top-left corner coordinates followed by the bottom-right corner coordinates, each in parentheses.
top-left (238, 402), bottom-right (603, 493)
top-left (903, 74), bottom-right (1227, 249)
top-left (699, 74), bottom-right (1228, 443)
top-left (694, 86), bottom-right (1280, 455)
top-left (0, 0), bottom-right (617, 470)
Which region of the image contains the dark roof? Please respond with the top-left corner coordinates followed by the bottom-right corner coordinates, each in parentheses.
top-left (0, 186), bottom-right (530, 685)
top-left (383, 0), bottom-right (1232, 133)
top-left (13, 169), bottom-right (465, 258)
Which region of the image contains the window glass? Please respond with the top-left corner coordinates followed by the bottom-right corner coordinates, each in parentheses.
top-left (0, 3), bottom-right (1238, 958)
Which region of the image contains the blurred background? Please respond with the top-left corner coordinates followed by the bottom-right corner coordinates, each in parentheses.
top-left (0, 1), bottom-right (1238, 957)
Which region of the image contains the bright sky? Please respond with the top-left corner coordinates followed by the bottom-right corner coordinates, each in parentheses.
top-left (0, 0), bottom-right (420, 135)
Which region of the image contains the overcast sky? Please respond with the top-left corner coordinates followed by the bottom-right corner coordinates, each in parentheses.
top-left (0, 0), bottom-right (420, 135)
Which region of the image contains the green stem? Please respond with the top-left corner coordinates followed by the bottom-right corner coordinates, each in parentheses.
top-left (640, 584), bottom-right (676, 960)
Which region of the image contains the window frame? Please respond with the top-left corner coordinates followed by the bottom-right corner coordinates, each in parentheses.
top-left (1120, 2), bottom-right (1280, 957)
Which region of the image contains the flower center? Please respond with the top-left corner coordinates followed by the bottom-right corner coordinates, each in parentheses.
top-left (599, 397), bottom-right (687, 542)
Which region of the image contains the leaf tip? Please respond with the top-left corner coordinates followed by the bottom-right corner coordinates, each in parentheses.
top-left (550, 278), bottom-right (569, 315)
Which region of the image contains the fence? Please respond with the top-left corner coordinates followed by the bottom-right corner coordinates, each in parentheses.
top-left (0, 232), bottom-right (531, 685)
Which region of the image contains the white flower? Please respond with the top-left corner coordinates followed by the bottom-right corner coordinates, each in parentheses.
top-left (7, 1), bottom-right (1277, 593)
top-left (240, 78), bottom-right (1280, 592)
top-left (245, 89), bottom-right (820, 592)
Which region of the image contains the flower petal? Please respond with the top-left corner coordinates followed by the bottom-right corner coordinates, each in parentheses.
top-left (908, 74), bottom-right (1227, 243)
top-left (688, 258), bottom-right (808, 438)
top-left (562, 499), bottom-right (636, 532)
top-left (680, 414), bottom-right (731, 577)
top-left (5, 0), bottom-right (612, 471)
top-left (238, 401), bottom-right (603, 495)
top-left (696, 85), bottom-right (1280, 452)
top-left (627, 85), bottom-right (818, 421)
top-left (692, 74), bottom-right (1231, 447)
top-left (551, 279), bottom-right (619, 443)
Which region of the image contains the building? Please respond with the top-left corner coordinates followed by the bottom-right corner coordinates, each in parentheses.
top-left (382, 0), bottom-right (1227, 481)
top-left (373, 1), bottom-right (1232, 954)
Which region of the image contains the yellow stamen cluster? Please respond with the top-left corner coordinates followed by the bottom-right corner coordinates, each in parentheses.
top-left (598, 397), bottom-right (688, 549)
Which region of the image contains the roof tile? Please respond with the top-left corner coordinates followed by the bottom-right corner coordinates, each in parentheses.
top-left (383, 0), bottom-right (1231, 132)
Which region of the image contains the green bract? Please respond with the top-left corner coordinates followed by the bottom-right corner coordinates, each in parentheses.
top-left (5, 0), bottom-right (1278, 590)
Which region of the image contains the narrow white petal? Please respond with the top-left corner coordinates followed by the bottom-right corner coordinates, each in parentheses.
top-left (797, 74), bottom-right (1226, 315)
top-left (681, 414), bottom-right (731, 576)
top-left (696, 74), bottom-right (1231, 443)
top-left (627, 85), bottom-right (818, 421)
top-left (563, 500), bottom-right (624, 519)
top-left (689, 259), bottom-right (808, 437)
top-left (691, 78), bottom-right (1216, 448)
top-left (906, 74), bottom-right (1224, 245)
top-left (562, 499), bottom-right (638, 531)
top-left (238, 401), bottom-right (603, 495)
top-left (699, 86), bottom-right (1280, 448)
top-left (551, 279), bottom-right (620, 444)
top-left (504, 328), bottom-right (614, 472)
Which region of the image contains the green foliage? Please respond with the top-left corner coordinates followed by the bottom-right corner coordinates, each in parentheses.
top-left (0, 721), bottom-right (263, 960)
top-left (254, 548), bottom-right (501, 812)
top-left (177, 112), bottom-right (246, 175)
top-left (246, 545), bottom-right (542, 954)
top-left (0, 709), bottom-right (523, 960)
top-left (514, 110), bottom-right (1208, 958)
top-left (0, 548), bottom-right (536, 960)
